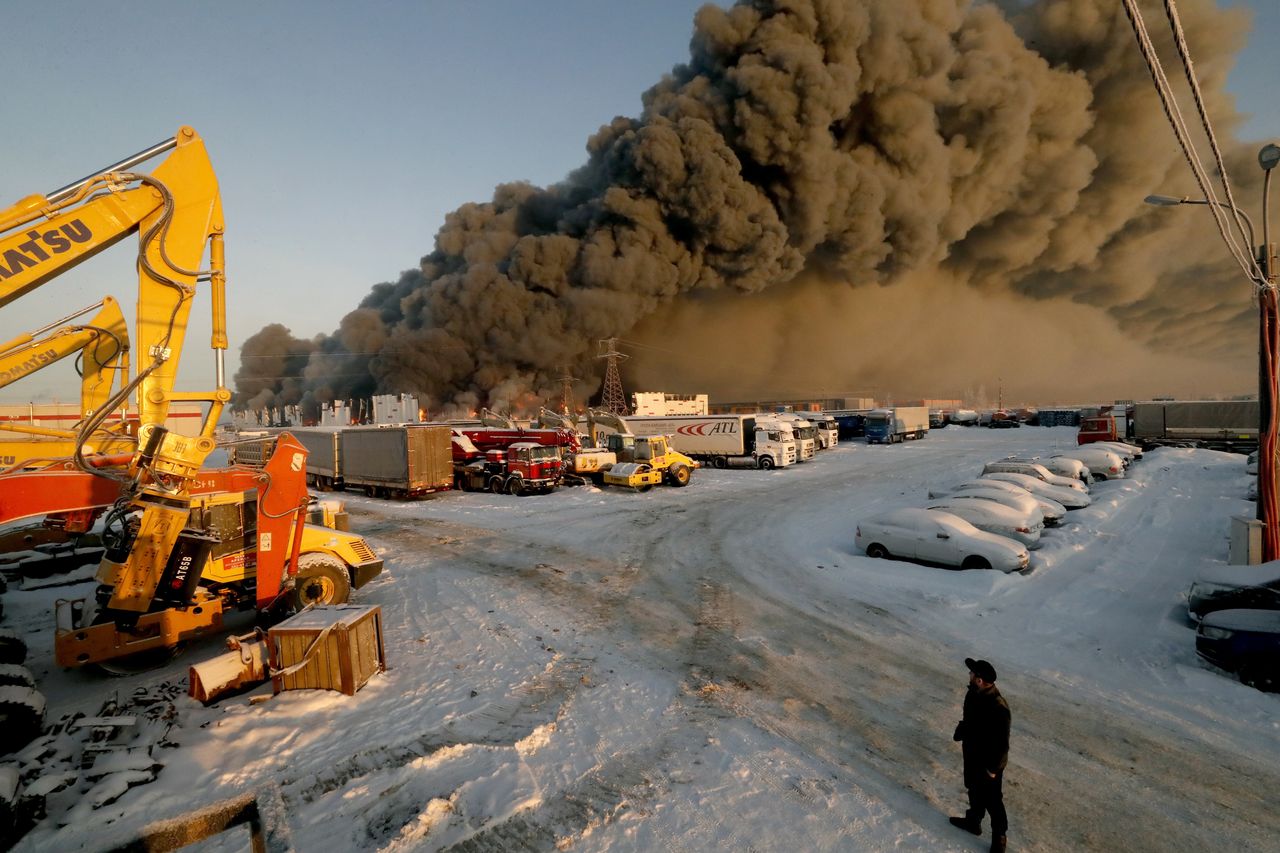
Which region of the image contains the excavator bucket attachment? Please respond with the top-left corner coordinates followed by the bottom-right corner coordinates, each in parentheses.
top-left (188, 630), bottom-right (269, 704)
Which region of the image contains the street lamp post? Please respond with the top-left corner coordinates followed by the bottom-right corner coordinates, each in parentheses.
top-left (1145, 146), bottom-right (1280, 559)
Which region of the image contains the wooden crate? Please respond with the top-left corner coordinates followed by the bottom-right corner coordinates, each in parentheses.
top-left (268, 605), bottom-right (385, 696)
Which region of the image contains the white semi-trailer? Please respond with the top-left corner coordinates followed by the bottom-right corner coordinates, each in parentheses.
top-left (625, 414), bottom-right (796, 469)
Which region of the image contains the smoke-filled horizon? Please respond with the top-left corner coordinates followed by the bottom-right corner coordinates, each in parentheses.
top-left (235, 0), bottom-right (1259, 417)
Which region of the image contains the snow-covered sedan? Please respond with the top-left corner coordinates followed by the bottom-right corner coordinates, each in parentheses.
top-left (980, 471), bottom-right (1092, 509)
top-left (856, 507), bottom-right (1030, 572)
top-left (1000, 455), bottom-right (1089, 483)
top-left (940, 486), bottom-right (1055, 526)
top-left (1090, 440), bottom-right (1142, 462)
top-left (982, 460), bottom-right (1089, 493)
top-left (934, 479), bottom-right (1068, 525)
top-left (925, 499), bottom-right (1043, 548)
top-left (1055, 447), bottom-right (1125, 481)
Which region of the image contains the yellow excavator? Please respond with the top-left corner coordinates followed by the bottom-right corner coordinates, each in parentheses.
top-left (0, 130), bottom-right (382, 747)
top-left (0, 297), bottom-right (130, 428)
top-left (0, 126), bottom-right (229, 468)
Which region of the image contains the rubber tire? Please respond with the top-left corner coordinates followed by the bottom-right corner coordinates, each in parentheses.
top-left (507, 477), bottom-right (525, 496)
top-left (0, 665), bottom-right (35, 689)
top-left (668, 465), bottom-right (691, 487)
top-left (712, 457), bottom-right (727, 470)
top-left (0, 686), bottom-right (45, 755)
top-left (291, 553), bottom-right (352, 609)
top-left (758, 456), bottom-right (775, 470)
top-left (489, 477), bottom-right (505, 494)
top-left (962, 556), bottom-right (992, 571)
top-left (865, 543), bottom-right (889, 559)
top-left (0, 635), bottom-right (27, 666)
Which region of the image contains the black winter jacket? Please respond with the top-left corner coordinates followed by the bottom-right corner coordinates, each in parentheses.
top-left (953, 683), bottom-right (1010, 785)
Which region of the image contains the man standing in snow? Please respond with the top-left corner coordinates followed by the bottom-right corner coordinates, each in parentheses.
top-left (950, 658), bottom-right (1011, 853)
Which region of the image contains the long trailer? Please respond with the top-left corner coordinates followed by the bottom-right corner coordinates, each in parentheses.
top-left (290, 427), bottom-right (343, 489)
top-left (340, 425), bottom-right (454, 497)
top-left (623, 414), bottom-right (796, 469)
top-left (1130, 400), bottom-right (1258, 452)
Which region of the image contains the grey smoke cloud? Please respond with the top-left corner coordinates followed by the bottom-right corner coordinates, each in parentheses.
top-left (235, 0), bottom-right (1257, 413)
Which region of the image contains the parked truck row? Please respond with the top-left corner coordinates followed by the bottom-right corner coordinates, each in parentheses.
top-left (1079, 400), bottom-right (1259, 453)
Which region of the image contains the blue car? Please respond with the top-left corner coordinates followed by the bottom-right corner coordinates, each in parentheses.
top-left (1196, 608), bottom-right (1280, 691)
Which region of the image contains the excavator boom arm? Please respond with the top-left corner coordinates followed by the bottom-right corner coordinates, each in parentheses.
top-left (0, 297), bottom-right (129, 419)
top-left (0, 126), bottom-right (227, 435)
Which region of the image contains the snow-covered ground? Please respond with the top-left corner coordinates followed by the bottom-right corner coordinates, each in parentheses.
top-left (6, 426), bottom-right (1279, 851)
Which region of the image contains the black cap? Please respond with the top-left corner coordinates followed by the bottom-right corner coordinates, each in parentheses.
top-left (965, 658), bottom-right (997, 682)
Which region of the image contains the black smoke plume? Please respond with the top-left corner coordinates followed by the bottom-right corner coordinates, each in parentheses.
top-left (236, 0), bottom-right (1258, 412)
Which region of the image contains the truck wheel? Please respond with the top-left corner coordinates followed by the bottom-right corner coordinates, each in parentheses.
top-left (507, 477), bottom-right (525, 496)
top-left (668, 465), bottom-right (692, 487)
top-left (758, 456), bottom-right (775, 470)
top-left (712, 457), bottom-right (727, 470)
top-left (292, 553), bottom-right (352, 609)
top-left (489, 476), bottom-right (505, 494)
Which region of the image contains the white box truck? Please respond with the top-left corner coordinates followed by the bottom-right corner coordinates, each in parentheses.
top-left (625, 414), bottom-right (796, 469)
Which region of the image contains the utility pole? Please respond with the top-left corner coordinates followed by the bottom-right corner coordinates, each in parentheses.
top-left (597, 338), bottom-right (629, 415)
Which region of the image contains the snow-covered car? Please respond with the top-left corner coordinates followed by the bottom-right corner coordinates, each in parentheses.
top-left (982, 460), bottom-right (1089, 493)
top-left (1196, 608), bottom-right (1280, 691)
top-left (942, 486), bottom-right (1055, 526)
top-left (1091, 440), bottom-right (1142, 462)
top-left (855, 507), bottom-right (1030, 573)
top-left (1187, 562), bottom-right (1280, 622)
top-left (1001, 455), bottom-right (1089, 483)
top-left (933, 479), bottom-right (1069, 525)
top-left (1055, 448), bottom-right (1125, 481)
top-left (980, 471), bottom-right (1092, 510)
top-left (924, 500), bottom-right (1043, 548)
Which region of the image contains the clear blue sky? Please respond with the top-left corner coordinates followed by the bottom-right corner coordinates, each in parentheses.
top-left (1, 0), bottom-right (1277, 401)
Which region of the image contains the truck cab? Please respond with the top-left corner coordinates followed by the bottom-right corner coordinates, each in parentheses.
top-left (503, 442), bottom-right (562, 493)
top-left (758, 416), bottom-right (814, 460)
top-left (753, 423), bottom-right (797, 468)
top-left (809, 415), bottom-right (839, 449)
top-left (457, 441), bottom-right (562, 494)
top-left (1078, 415), bottom-right (1118, 445)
